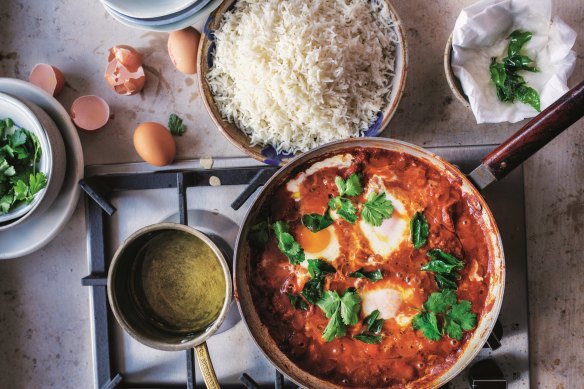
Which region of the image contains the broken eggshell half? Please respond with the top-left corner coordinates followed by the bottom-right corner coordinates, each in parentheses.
top-left (29, 63), bottom-right (65, 96)
top-left (105, 45), bottom-right (146, 96)
top-left (70, 95), bottom-right (110, 132)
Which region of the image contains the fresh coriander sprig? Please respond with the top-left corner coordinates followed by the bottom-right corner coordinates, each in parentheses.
top-left (328, 174), bottom-right (363, 224)
top-left (168, 113), bottom-right (186, 136)
top-left (317, 288), bottom-right (361, 342)
top-left (361, 191), bottom-right (394, 226)
top-left (273, 221), bottom-right (305, 265)
top-left (412, 290), bottom-right (477, 341)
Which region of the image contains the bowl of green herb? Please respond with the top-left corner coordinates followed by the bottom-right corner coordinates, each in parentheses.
top-left (0, 92), bottom-right (66, 228)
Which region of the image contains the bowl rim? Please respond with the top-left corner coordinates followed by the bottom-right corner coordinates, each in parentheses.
top-left (197, 0), bottom-right (408, 166)
top-left (444, 33), bottom-right (471, 109)
top-left (0, 92), bottom-right (53, 224)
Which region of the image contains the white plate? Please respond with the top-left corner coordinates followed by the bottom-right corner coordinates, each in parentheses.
top-left (103, 0), bottom-right (197, 19)
top-left (0, 78), bottom-right (84, 259)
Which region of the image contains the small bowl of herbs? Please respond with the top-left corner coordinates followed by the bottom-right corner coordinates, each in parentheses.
top-left (0, 92), bottom-right (61, 227)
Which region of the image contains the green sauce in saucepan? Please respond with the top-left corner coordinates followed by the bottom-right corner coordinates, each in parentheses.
top-left (133, 230), bottom-right (226, 334)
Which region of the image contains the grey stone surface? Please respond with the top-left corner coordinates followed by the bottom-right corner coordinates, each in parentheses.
top-left (0, 0), bottom-right (582, 388)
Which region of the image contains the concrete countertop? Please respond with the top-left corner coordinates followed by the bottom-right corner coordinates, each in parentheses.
top-left (0, 0), bottom-right (582, 387)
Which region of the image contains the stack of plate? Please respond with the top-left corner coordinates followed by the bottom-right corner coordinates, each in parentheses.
top-left (101, 0), bottom-right (223, 31)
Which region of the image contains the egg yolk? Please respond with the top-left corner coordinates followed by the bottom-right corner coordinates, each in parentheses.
top-left (296, 225), bottom-right (331, 253)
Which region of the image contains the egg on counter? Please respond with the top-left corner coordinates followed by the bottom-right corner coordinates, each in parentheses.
top-left (168, 27), bottom-right (201, 75)
top-left (133, 122), bottom-right (176, 166)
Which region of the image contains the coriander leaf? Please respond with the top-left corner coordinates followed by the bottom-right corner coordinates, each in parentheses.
top-left (168, 113), bottom-right (186, 136)
top-left (28, 172), bottom-right (47, 196)
top-left (410, 211), bottom-right (429, 249)
top-left (328, 196), bottom-right (357, 224)
top-left (273, 221), bottom-right (305, 265)
top-left (362, 192), bottom-right (393, 226)
top-left (423, 290), bottom-right (457, 313)
top-left (10, 129), bottom-right (27, 147)
top-left (354, 333), bottom-right (382, 344)
top-left (444, 317), bottom-right (463, 341)
top-left (448, 300), bottom-right (477, 331)
top-left (335, 174), bottom-right (363, 197)
top-left (340, 288), bottom-right (361, 326)
top-left (348, 268), bottom-right (383, 282)
top-left (412, 311), bottom-right (441, 341)
top-left (516, 84), bottom-right (541, 112)
top-left (322, 311), bottom-right (346, 342)
top-left (13, 179), bottom-right (28, 201)
top-left (4, 118), bottom-right (13, 128)
top-left (301, 277), bottom-right (324, 304)
top-left (0, 194), bottom-right (13, 214)
top-left (302, 212), bottom-right (333, 232)
top-left (508, 30), bottom-right (532, 57)
top-left (316, 290), bottom-right (341, 318)
top-left (435, 273), bottom-right (460, 290)
top-left (248, 220), bottom-right (269, 249)
top-left (307, 259), bottom-right (336, 278)
top-left (287, 294), bottom-right (308, 311)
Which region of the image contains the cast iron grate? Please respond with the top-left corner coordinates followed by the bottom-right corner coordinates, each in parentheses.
top-left (80, 165), bottom-right (507, 389)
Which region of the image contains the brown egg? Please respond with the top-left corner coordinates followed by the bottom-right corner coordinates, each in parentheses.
top-left (29, 63), bottom-right (65, 96)
top-left (133, 122), bottom-right (176, 166)
top-left (168, 27), bottom-right (201, 74)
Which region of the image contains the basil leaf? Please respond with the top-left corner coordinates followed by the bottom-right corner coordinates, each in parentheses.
top-left (504, 54), bottom-right (537, 72)
top-left (410, 211), bottom-right (429, 249)
top-left (302, 212), bottom-right (333, 232)
top-left (301, 277), bottom-right (324, 304)
top-left (516, 84), bottom-right (541, 112)
top-left (364, 310), bottom-right (385, 334)
top-left (307, 259), bottom-right (336, 278)
top-left (349, 268), bottom-right (383, 282)
top-left (508, 30), bottom-right (532, 57)
top-left (354, 333), bottom-right (382, 344)
top-left (427, 249), bottom-right (463, 268)
top-left (435, 273), bottom-right (459, 290)
top-left (273, 221), bottom-right (305, 265)
top-left (287, 294), bottom-right (308, 311)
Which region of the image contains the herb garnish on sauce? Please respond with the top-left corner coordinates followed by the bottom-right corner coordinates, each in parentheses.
top-left (489, 30), bottom-right (540, 111)
top-left (349, 268), bottom-right (383, 282)
top-left (317, 288), bottom-right (361, 342)
top-left (410, 211), bottom-right (429, 249)
top-left (354, 309), bottom-right (384, 344)
top-left (362, 191), bottom-right (394, 226)
top-left (421, 249), bottom-right (464, 290)
top-left (273, 221), bottom-right (305, 264)
top-left (328, 174), bottom-right (363, 224)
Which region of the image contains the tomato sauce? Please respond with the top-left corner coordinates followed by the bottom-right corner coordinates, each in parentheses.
top-left (250, 148), bottom-right (493, 388)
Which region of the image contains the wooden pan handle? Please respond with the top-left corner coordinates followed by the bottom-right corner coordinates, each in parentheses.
top-left (481, 80), bottom-right (584, 180)
top-left (195, 342), bottom-right (220, 389)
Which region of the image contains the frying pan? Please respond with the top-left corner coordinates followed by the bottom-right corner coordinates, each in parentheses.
top-left (234, 80), bottom-right (584, 388)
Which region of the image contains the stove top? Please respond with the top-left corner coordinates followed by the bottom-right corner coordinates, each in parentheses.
top-left (82, 144), bottom-right (529, 389)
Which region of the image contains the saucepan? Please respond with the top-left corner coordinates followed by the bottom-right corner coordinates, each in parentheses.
top-left (234, 80), bottom-right (584, 388)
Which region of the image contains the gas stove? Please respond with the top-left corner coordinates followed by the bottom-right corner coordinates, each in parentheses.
top-left (82, 144), bottom-right (529, 389)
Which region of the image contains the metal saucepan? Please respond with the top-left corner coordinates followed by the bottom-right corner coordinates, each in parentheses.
top-left (234, 81), bottom-right (584, 388)
top-left (108, 223), bottom-right (232, 389)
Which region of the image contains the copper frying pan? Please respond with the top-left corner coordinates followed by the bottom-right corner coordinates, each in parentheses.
top-left (233, 81), bottom-right (584, 388)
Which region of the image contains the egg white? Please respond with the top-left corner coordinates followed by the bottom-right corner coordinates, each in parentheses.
top-left (286, 154), bottom-right (354, 196)
top-left (359, 179), bottom-right (411, 258)
top-left (361, 285), bottom-right (415, 327)
top-left (299, 225), bottom-right (341, 266)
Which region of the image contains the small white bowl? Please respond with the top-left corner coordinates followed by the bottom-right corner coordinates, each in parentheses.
top-left (0, 92), bottom-right (65, 228)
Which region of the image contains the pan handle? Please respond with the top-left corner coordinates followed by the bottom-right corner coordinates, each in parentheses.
top-left (468, 80), bottom-right (584, 190)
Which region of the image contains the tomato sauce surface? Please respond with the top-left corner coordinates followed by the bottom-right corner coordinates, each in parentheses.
top-left (250, 148), bottom-right (493, 388)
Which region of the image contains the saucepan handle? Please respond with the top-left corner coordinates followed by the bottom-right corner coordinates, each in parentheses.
top-left (194, 342), bottom-right (220, 389)
top-left (469, 80), bottom-right (584, 190)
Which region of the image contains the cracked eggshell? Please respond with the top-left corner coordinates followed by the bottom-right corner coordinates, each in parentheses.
top-left (133, 122), bottom-right (176, 167)
top-left (108, 45), bottom-right (144, 73)
top-left (168, 27), bottom-right (201, 74)
top-left (70, 95), bottom-right (110, 132)
top-left (29, 63), bottom-right (65, 96)
top-left (105, 59), bottom-right (146, 96)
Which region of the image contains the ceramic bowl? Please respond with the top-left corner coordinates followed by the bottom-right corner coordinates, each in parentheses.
top-left (103, 0), bottom-right (212, 27)
top-left (0, 93), bottom-right (66, 229)
top-left (197, 0), bottom-right (408, 166)
top-left (103, 0), bottom-right (198, 19)
top-left (444, 34), bottom-right (471, 109)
